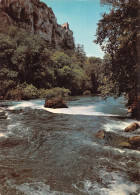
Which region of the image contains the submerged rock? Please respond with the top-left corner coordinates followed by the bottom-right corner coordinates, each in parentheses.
top-left (124, 123), bottom-right (139, 132)
top-left (44, 97), bottom-right (68, 109)
top-left (94, 130), bottom-right (105, 139)
top-left (0, 111), bottom-right (7, 119)
top-left (119, 141), bottom-right (131, 148)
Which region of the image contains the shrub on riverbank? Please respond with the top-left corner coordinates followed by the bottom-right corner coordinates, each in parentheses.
top-left (5, 88), bottom-right (22, 100)
top-left (38, 87), bottom-right (71, 99)
top-left (5, 83), bottom-right (38, 100)
top-left (5, 83), bottom-right (71, 100)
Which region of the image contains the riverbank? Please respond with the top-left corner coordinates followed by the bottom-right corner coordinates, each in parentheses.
top-left (128, 97), bottom-right (140, 120)
top-left (1, 92), bottom-right (140, 120)
top-left (0, 86), bottom-right (71, 101)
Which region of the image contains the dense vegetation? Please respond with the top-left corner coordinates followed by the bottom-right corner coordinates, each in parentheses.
top-left (0, 25), bottom-right (103, 100)
top-left (95, 0), bottom-right (140, 102)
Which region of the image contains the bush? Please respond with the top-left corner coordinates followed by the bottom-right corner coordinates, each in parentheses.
top-left (38, 87), bottom-right (71, 99)
top-left (5, 83), bottom-right (39, 100)
top-left (21, 84), bottom-right (39, 100)
top-left (5, 88), bottom-right (22, 100)
top-left (5, 84), bottom-right (71, 100)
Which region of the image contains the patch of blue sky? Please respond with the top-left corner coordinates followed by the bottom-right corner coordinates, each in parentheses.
top-left (41, 0), bottom-right (109, 58)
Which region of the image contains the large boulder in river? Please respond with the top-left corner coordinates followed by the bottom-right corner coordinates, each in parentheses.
top-left (124, 123), bottom-right (139, 132)
top-left (129, 136), bottom-right (140, 146)
top-left (44, 97), bottom-right (68, 109)
top-left (94, 130), bottom-right (106, 139)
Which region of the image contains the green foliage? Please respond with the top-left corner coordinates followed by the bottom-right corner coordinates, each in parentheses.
top-left (51, 51), bottom-right (70, 68)
top-left (5, 88), bottom-right (22, 100)
top-left (83, 57), bottom-right (103, 93)
top-left (50, 50), bottom-right (88, 95)
top-left (38, 87), bottom-right (71, 99)
top-left (0, 25), bottom-right (103, 99)
top-left (4, 84), bottom-right (71, 100)
top-left (19, 83), bottom-right (38, 100)
top-left (0, 68), bottom-right (18, 96)
top-left (5, 83), bottom-right (39, 100)
top-left (95, 0), bottom-right (140, 98)
top-left (74, 44), bottom-right (86, 67)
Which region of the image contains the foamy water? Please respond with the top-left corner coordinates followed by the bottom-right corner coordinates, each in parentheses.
top-left (83, 140), bottom-right (140, 155)
top-left (7, 100), bottom-right (119, 117)
top-left (8, 101), bottom-right (40, 110)
top-left (0, 133), bottom-right (6, 138)
top-left (103, 119), bottom-right (139, 132)
top-left (74, 175), bottom-right (138, 195)
top-left (14, 182), bottom-right (73, 195)
top-left (44, 106), bottom-right (118, 116)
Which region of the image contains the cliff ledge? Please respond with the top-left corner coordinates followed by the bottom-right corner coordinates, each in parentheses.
top-left (0, 0), bottom-right (75, 49)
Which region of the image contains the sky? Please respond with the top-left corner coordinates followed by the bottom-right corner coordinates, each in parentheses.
top-left (41, 0), bottom-right (108, 58)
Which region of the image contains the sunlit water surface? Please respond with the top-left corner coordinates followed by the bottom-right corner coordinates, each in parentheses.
top-left (0, 96), bottom-right (140, 195)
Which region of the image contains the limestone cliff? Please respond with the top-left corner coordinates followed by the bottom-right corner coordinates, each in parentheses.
top-left (0, 0), bottom-right (75, 49)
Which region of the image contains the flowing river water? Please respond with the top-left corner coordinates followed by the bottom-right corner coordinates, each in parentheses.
top-left (0, 96), bottom-right (140, 195)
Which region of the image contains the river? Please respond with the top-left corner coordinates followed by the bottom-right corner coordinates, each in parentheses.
top-left (0, 96), bottom-right (140, 195)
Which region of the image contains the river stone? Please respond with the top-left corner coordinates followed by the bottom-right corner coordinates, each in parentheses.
top-left (124, 123), bottom-right (139, 132)
top-left (94, 130), bottom-right (105, 139)
top-left (83, 90), bottom-right (91, 96)
top-left (129, 136), bottom-right (140, 145)
top-left (119, 141), bottom-right (131, 148)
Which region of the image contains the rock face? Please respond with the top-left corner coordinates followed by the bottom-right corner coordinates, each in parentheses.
top-left (0, 0), bottom-right (75, 49)
top-left (62, 22), bottom-right (69, 29)
top-left (124, 123), bottom-right (139, 132)
top-left (44, 97), bottom-right (68, 109)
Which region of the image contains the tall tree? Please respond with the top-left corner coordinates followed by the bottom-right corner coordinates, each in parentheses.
top-left (95, 0), bottom-right (140, 100)
top-left (75, 44), bottom-right (86, 67)
top-left (84, 57), bottom-right (103, 93)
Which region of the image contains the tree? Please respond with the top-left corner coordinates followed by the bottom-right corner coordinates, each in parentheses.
top-left (10, 28), bottom-right (46, 84)
top-left (95, 0), bottom-right (140, 100)
top-left (0, 25), bottom-right (101, 99)
top-left (74, 44), bottom-right (86, 67)
top-left (50, 50), bottom-right (86, 94)
top-left (0, 32), bottom-right (18, 97)
top-left (84, 57), bottom-right (103, 93)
